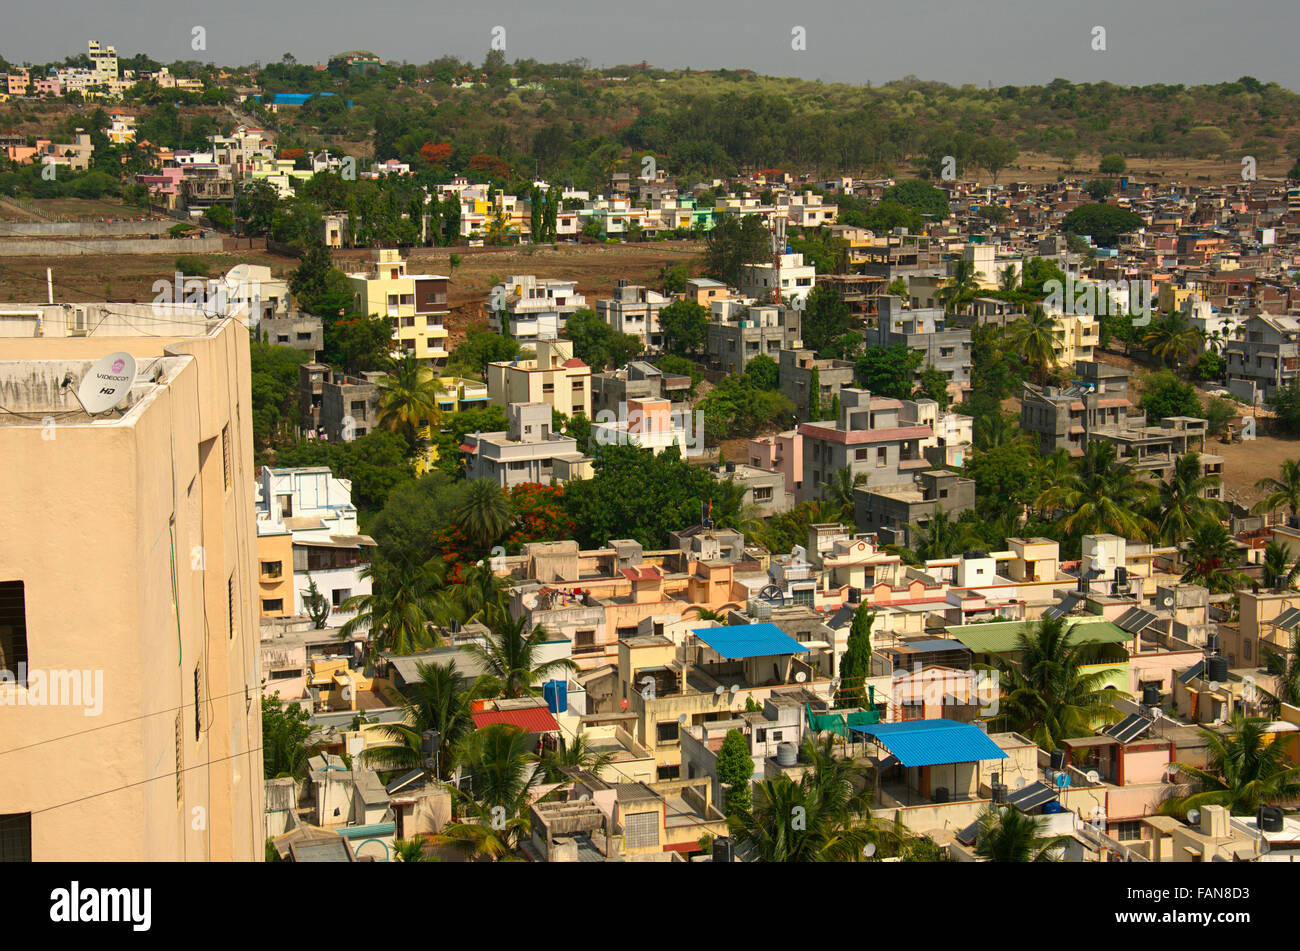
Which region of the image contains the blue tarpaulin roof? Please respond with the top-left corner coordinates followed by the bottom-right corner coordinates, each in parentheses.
top-left (849, 719), bottom-right (1008, 767)
top-left (692, 623), bottom-right (809, 660)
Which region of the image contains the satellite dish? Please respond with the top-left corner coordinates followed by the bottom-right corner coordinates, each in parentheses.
top-left (863, 843), bottom-right (876, 858)
top-left (1160, 594), bottom-right (1174, 608)
top-left (714, 685), bottom-right (725, 696)
top-left (794, 671), bottom-right (807, 683)
top-left (1187, 808), bottom-right (1201, 826)
top-left (1055, 772), bottom-right (1071, 788)
top-left (1151, 708), bottom-right (1164, 721)
top-left (678, 714), bottom-right (687, 724)
top-left (77, 351), bottom-right (136, 414)
top-left (729, 683), bottom-right (739, 695)
top-left (1085, 770), bottom-right (1100, 784)
top-left (1208, 681), bottom-right (1221, 692)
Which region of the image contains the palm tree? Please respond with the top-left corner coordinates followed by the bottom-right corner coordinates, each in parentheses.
top-left (393, 838), bottom-right (434, 862)
top-left (538, 734), bottom-right (616, 783)
top-left (819, 468), bottom-right (865, 518)
top-left (998, 616), bottom-right (1121, 749)
top-left (908, 509), bottom-right (982, 561)
top-left (937, 259), bottom-right (982, 315)
top-left (433, 723), bottom-right (549, 859)
top-left (464, 611), bottom-right (578, 699)
top-left (728, 735), bottom-right (887, 862)
top-left (1142, 313), bottom-right (1203, 369)
top-left (1032, 448), bottom-right (1075, 518)
top-left (1260, 632), bottom-right (1300, 714)
top-left (974, 411), bottom-right (1018, 450)
top-left (1160, 714), bottom-right (1300, 816)
top-left (1254, 459), bottom-right (1300, 522)
top-left (1261, 540), bottom-right (1300, 591)
top-left (1179, 522), bottom-right (1248, 594)
top-left (1055, 441), bottom-right (1157, 540)
top-left (1007, 304), bottom-right (1058, 384)
top-left (998, 264), bottom-right (1020, 295)
top-left (376, 352), bottom-right (444, 441)
top-left (1153, 451), bottom-right (1225, 545)
top-left (362, 660), bottom-right (479, 778)
top-left (972, 805), bottom-right (1068, 862)
top-left (339, 559), bottom-right (444, 657)
top-left (455, 478), bottom-right (513, 552)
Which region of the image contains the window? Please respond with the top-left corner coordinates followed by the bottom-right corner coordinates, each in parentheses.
top-left (193, 661), bottom-right (203, 741)
top-left (0, 581), bottom-right (28, 685)
top-left (221, 424), bottom-right (231, 490)
top-left (1243, 639), bottom-right (1252, 660)
top-left (227, 574), bottom-right (237, 640)
top-left (0, 813), bottom-right (31, 862)
top-left (575, 629), bottom-right (598, 654)
top-left (876, 447), bottom-right (888, 467)
top-left (261, 561), bottom-right (282, 578)
top-left (753, 487), bottom-right (773, 503)
top-left (855, 448), bottom-right (869, 461)
top-left (332, 588), bottom-right (351, 608)
top-left (624, 811), bottom-right (659, 850)
top-left (656, 721), bottom-right (680, 744)
top-left (262, 599), bottom-right (283, 613)
top-left (1114, 821), bottom-right (1142, 842)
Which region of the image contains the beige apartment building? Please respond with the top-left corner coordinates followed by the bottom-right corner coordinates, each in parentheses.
top-left (487, 338), bottom-right (592, 417)
top-left (0, 317), bottom-right (264, 861)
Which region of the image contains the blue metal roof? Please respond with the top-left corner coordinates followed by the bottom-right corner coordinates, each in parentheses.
top-left (692, 623), bottom-right (809, 660)
top-left (849, 719), bottom-right (1008, 767)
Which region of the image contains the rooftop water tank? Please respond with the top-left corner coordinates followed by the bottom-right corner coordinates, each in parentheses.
top-left (542, 679), bottom-right (568, 715)
top-left (776, 742), bottom-right (798, 767)
top-left (1206, 655), bottom-right (1229, 684)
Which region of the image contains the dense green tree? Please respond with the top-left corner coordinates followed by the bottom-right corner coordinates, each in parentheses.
top-left (716, 729), bottom-right (755, 819)
top-left (1160, 715), bottom-right (1300, 817)
top-left (703, 213), bottom-right (771, 288)
top-left (854, 343), bottom-right (923, 399)
top-left (836, 605), bottom-right (875, 709)
top-left (262, 696), bottom-right (321, 779)
top-left (1061, 203), bottom-right (1145, 247)
top-left (1254, 459), bottom-right (1300, 520)
top-left (801, 285), bottom-right (855, 357)
top-left (561, 308), bottom-right (643, 369)
top-left (659, 298), bottom-right (709, 355)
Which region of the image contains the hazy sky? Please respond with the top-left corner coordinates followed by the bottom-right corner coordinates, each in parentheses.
top-left (5, 0), bottom-right (1300, 90)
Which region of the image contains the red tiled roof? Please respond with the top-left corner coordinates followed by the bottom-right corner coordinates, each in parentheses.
top-left (562, 358), bottom-right (587, 369)
top-left (472, 707), bottom-right (560, 733)
top-left (459, 442), bottom-right (476, 453)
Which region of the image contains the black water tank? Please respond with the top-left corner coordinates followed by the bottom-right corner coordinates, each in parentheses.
top-left (713, 836), bottom-right (735, 862)
top-left (1050, 749), bottom-right (1067, 771)
top-left (1207, 655), bottom-right (1230, 683)
top-left (933, 787), bottom-right (950, 804)
top-left (1258, 805), bottom-right (1284, 833)
top-left (992, 783), bottom-right (1007, 804)
top-left (1116, 566), bottom-right (1128, 587)
top-left (1142, 683), bottom-right (1161, 707)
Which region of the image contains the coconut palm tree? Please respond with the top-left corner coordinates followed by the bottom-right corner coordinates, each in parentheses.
top-left (1006, 304), bottom-right (1058, 384)
top-left (972, 805), bottom-right (1069, 862)
top-left (1261, 540), bottom-right (1300, 591)
top-left (1142, 313), bottom-right (1204, 369)
top-left (937, 259), bottom-right (982, 315)
top-left (1159, 714), bottom-right (1300, 816)
top-left (728, 735), bottom-right (888, 862)
top-left (998, 264), bottom-right (1020, 294)
top-left (1179, 522), bottom-right (1248, 594)
top-left (361, 660), bottom-right (480, 778)
top-left (974, 411), bottom-right (1019, 450)
top-left (377, 352), bottom-right (444, 441)
top-left (1153, 451), bottom-right (1226, 545)
top-left (1254, 459), bottom-right (1300, 521)
top-left (455, 478), bottom-right (514, 552)
top-left (1055, 441), bottom-right (1157, 541)
top-left (339, 558), bottom-right (445, 658)
top-left (538, 734), bottom-right (616, 783)
top-left (1032, 448), bottom-right (1076, 518)
top-left (998, 615), bottom-right (1122, 749)
top-left (464, 611), bottom-right (578, 699)
top-left (819, 467), bottom-right (866, 518)
top-left (908, 509), bottom-right (982, 561)
top-left (393, 838), bottom-right (434, 862)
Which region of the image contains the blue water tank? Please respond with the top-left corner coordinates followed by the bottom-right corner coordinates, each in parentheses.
top-left (1042, 800), bottom-right (1064, 814)
top-left (543, 679), bottom-right (568, 714)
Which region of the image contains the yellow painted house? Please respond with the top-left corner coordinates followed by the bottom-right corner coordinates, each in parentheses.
top-left (345, 249), bottom-right (451, 366)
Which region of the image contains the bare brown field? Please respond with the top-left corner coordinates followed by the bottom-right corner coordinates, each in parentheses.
top-left (969, 152), bottom-right (1294, 186)
top-left (0, 249), bottom-right (297, 302)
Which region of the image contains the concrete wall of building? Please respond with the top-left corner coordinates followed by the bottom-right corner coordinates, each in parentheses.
top-left (0, 319), bottom-right (264, 860)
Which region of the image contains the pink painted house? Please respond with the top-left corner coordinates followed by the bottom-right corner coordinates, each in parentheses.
top-left (748, 429), bottom-right (802, 496)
